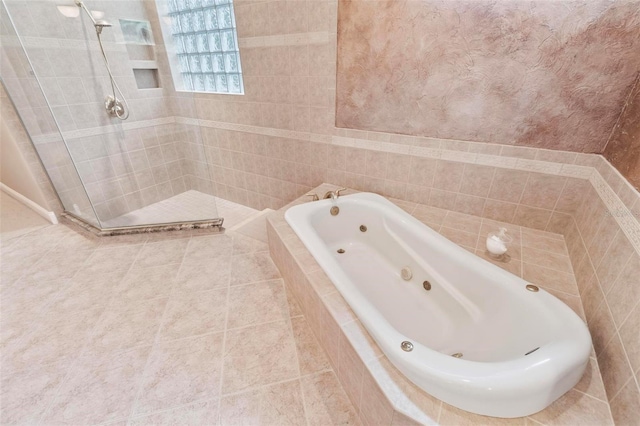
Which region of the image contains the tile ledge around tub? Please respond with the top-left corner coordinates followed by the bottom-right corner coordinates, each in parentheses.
top-left (266, 185), bottom-right (611, 426)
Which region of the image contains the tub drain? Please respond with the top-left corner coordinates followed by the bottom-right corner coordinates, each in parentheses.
top-left (337, 248), bottom-right (345, 254)
top-left (452, 353), bottom-right (463, 358)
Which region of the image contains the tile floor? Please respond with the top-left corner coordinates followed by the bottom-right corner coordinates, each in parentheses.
top-left (101, 190), bottom-right (258, 230)
top-left (1, 207), bottom-right (358, 424)
top-left (1, 189), bottom-right (611, 425)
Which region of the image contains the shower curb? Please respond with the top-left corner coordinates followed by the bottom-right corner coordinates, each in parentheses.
top-left (60, 212), bottom-right (224, 237)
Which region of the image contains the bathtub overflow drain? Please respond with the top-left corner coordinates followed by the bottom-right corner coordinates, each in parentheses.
top-left (526, 284), bottom-right (539, 292)
top-left (401, 341), bottom-right (414, 352)
top-left (423, 281), bottom-right (432, 291)
top-left (401, 267), bottom-right (413, 281)
top-left (337, 248), bottom-right (345, 254)
top-left (359, 225), bottom-right (367, 232)
top-left (330, 206), bottom-right (339, 216)
top-left (452, 353), bottom-right (463, 358)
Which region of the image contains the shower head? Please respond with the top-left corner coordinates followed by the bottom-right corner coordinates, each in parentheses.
top-left (94, 19), bottom-right (112, 34)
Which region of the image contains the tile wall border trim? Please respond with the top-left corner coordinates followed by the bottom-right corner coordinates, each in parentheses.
top-left (18, 36), bottom-right (127, 52)
top-left (177, 116), bottom-right (640, 256)
top-left (238, 31), bottom-right (332, 48)
top-left (29, 113), bottom-right (640, 255)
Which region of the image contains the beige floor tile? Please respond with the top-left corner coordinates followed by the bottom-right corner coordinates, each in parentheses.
top-left (301, 371), bottom-right (360, 426)
top-left (21, 249), bottom-right (93, 282)
top-left (529, 389), bottom-right (613, 426)
top-left (89, 298), bottom-right (168, 352)
top-left (1, 277), bottom-right (68, 315)
top-left (134, 238), bottom-right (190, 269)
top-left (573, 357), bottom-right (608, 402)
top-left (134, 332), bottom-right (224, 416)
top-left (231, 233), bottom-right (269, 256)
top-left (113, 264), bottom-right (181, 303)
top-left (158, 287), bottom-right (228, 341)
top-left (229, 252), bottom-right (281, 286)
top-left (219, 380), bottom-right (307, 425)
top-left (222, 320), bottom-right (298, 394)
top-left (129, 399), bottom-right (219, 425)
top-left (0, 361), bottom-right (68, 424)
top-left (439, 402), bottom-right (525, 425)
top-left (175, 257), bottom-right (231, 292)
top-left (227, 279), bottom-right (289, 329)
top-left (43, 346), bottom-right (151, 425)
top-left (184, 234), bottom-right (234, 262)
top-left (82, 244), bottom-right (144, 274)
top-left (46, 269), bottom-right (128, 315)
top-left (2, 307), bottom-right (103, 374)
top-left (609, 377), bottom-right (640, 426)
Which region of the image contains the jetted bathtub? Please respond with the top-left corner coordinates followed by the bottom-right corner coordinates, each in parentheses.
top-left (285, 192), bottom-right (591, 418)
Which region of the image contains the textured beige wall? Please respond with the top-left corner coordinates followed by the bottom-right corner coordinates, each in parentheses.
top-left (604, 73), bottom-right (640, 190)
top-left (0, 84), bottom-right (62, 214)
top-left (336, 0), bottom-right (640, 153)
top-left (0, 114), bottom-right (50, 209)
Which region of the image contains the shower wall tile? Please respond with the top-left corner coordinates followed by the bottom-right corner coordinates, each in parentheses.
top-left (2, 0), bottom-right (210, 224)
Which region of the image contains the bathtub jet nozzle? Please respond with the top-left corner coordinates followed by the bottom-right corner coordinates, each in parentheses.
top-left (401, 266), bottom-right (412, 281)
top-left (401, 341), bottom-right (414, 352)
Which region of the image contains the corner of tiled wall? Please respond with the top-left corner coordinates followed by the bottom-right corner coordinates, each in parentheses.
top-left (564, 161), bottom-right (640, 424)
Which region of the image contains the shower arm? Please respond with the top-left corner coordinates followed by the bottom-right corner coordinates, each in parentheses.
top-left (74, 0), bottom-right (130, 120)
top-left (75, 0), bottom-right (97, 26)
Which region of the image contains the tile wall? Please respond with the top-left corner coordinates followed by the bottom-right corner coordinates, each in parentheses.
top-left (564, 165), bottom-right (640, 424)
top-left (1, 0), bottom-right (217, 222)
top-left (2, 0), bottom-right (639, 422)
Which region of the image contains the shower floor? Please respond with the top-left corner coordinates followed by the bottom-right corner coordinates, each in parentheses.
top-left (101, 190), bottom-right (258, 229)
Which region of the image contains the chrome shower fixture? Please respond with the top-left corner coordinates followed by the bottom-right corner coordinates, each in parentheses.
top-left (73, 0), bottom-right (130, 120)
top-left (93, 19), bottom-right (112, 35)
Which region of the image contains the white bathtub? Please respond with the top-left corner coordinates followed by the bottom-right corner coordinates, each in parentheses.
top-left (285, 192), bottom-right (591, 418)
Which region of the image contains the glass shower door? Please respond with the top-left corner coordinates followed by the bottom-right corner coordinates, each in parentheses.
top-left (1, 0), bottom-right (221, 230)
top-left (1, 3), bottom-right (101, 227)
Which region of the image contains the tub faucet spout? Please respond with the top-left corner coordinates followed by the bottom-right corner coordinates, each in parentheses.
top-left (323, 188), bottom-right (347, 200)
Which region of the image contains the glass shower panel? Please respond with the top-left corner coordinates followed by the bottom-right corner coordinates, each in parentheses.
top-left (0, 3), bottom-right (100, 227)
top-left (1, 0), bottom-right (220, 229)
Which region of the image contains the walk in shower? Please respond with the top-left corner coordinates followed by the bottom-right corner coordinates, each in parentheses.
top-left (0, 0), bottom-right (252, 232)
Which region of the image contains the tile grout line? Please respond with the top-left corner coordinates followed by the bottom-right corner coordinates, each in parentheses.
top-left (125, 235), bottom-right (195, 424)
top-left (569, 216), bottom-right (634, 417)
top-left (36, 237), bottom-right (148, 425)
top-left (212, 233), bottom-right (237, 424)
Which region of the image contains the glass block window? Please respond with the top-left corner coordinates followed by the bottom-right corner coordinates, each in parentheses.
top-left (166, 0), bottom-right (243, 94)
